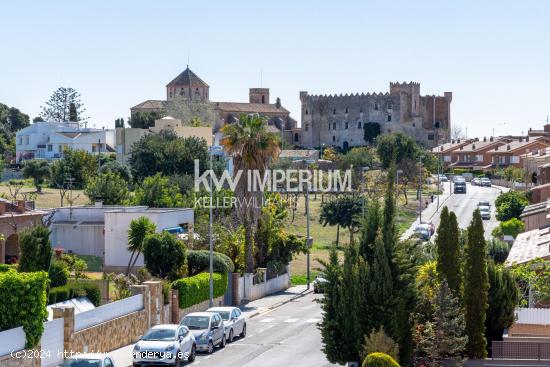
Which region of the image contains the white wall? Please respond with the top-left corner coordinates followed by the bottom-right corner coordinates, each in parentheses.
top-left (0, 326), bottom-right (26, 357)
top-left (104, 209), bottom-right (194, 268)
top-left (51, 223), bottom-right (105, 257)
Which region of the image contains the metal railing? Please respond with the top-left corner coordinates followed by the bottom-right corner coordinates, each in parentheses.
top-left (492, 341), bottom-right (550, 360)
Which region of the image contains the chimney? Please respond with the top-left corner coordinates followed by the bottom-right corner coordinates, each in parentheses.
top-left (483, 136), bottom-right (487, 142)
top-left (507, 144), bottom-right (511, 150)
top-left (519, 136), bottom-right (523, 142)
top-left (458, 139), bottom-right (461, 143)
top-left (472, 144), bottom-right (476, 149)
top-left (495, 146), bottom-right (499, 151)
top-left (490, 136), bottom-right (494, 142)
top-left (451, 139), bottom-right (455, 144)
top-left (526, 136), bottom-right (530, 142)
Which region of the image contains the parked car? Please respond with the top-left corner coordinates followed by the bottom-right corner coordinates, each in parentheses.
top-left (206, 307), bottom-right (246, 343)
top-left (480, 178), bottom-right (492, 187)
top-left (132, 324), bottom-right (196, 366)
top-left (414, 224), bottom-right (432, 240)
top-left (478, 200), bottom-right (491, 207)
top-left (479, 207), bottom-right (491, 220)
top-left (472, 178), bottom-right (480, 186)
top-left (454, 181), bottom-right (467, 194)
top-left (420, 221), bottom-right (435, 235)
top-left (180, 312), bottom-right (225, 354)
top-left (439, 174), bottom-right (449, 183)
top-left (313, 274), bottom-right (328, 293)
top-left (453, 175), bottom-right (466, 183)
top-left (61, 354), bottom-right (116, 367)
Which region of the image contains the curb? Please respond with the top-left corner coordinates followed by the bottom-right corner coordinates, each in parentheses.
top-left (245, 288), bottom-right (314, 319)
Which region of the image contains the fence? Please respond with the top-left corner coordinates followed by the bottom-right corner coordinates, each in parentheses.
top-left (75, 294), bottom-right (143, 331)
top-left (516, 308), bottom-right (550, 325)
top-left (0, 326), bottom-right (26, 357)
top-left (492, 341), bottom-right (550, 360)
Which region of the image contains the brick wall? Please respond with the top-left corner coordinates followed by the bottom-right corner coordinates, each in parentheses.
top-left (0, 350), bottom-right (40, 367)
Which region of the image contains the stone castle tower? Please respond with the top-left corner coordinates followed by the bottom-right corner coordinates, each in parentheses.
top-left (293, 82), bottom-right (452, 149)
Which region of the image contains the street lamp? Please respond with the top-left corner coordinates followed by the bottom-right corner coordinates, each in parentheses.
top-left (208, 137), bottom-right (224, 307)
top-left (302, 160), bottom-right (313, 289)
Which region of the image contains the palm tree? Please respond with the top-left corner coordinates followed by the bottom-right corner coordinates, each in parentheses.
top-left (222, 113), bottom-right (280, 273)
top-left (127, 216), bottom-right (156, 274)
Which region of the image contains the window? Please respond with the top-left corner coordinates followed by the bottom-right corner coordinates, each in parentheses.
top-left (510, 156), bottom-right (520, 164)
top-left (178, 328), bottom-right (185, 338)
top-left (387, 129), bottom-right (391, 133)
top-left (58, 145), bottom-right (63, 153)
top-left (412, 123), bottom-right (415, 127)
top-left (444, 155), bottom-right (451, 162)
top-left (357, 121), bottom-right (361, 129)
top-left (414, 100), bottom-right (417, 110)
top-left (180, 88), bottom-right (184, 96)
top-left (305, 109), bottom-right (309, 115)
top-left (345, 122), bottom-right (348, 129)
top-left (387, 103), bottom-right (393, 110)
top-left (374, 103), bottom-right (379, 111)
top-left (345, 107), bottom-right (349, 114)
top-left (236, 309), bottom-right (242, 316)
top-left (332, 136), bottom-right (336, 142)
top-left (18, 137), bottom-right (23, 145)
top-left (328, 123), bottom-right (331, 130)
top-left (294, 133), bottom-right (299, 142)
top-left (332, 122), bottom-right (336, 130)
top-left (428, 134), bottom-right (435, 140)
top-left (333, 108), bottom-right (336, 115)
top-left (261, 95), bottom-right (265, 104)
top-left (498, 156), bottom-right (506, 164)
top-left (476, 155), bottom-right (483, 162)
top-left (360, 107), bottom-right (363, 113)
top-left (387, 115), bottom-right (392, 122)
top-left (47, 144), bottom-right (52, 152)
top-left (305, 124), bottom-right (309, 132)
top-left (104, 358), bottom-right (113, 367)
top-left (169, 91), bottom-right (173, 98)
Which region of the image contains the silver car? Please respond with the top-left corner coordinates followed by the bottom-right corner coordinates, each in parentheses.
top-left (479, 208), bottom-right (491, 220)
top-left (61, 353), bottom-right (116, 367)
top-left (180, 312), bottom-right (225, 353)
top-left (206, 307), bottom-right (246, 343)
top-left (133, 324), bottom-right (196, 366)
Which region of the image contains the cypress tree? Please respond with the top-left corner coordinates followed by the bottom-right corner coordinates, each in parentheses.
top-left (339, 243), bottom-right (362, 361)
top-left (359, 200), bottom-right (381, 262)
top-left (382, 165), bottom-right (396, 259)
top-left (464, 209), bottom-right (489, 358)
top-left (69, 102), bottom-right (78, 122)
top-left (436, 207), bottom-right (462, 298)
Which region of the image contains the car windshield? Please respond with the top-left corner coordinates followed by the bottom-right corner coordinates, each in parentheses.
top-left (216, 311), bottom-right (230, 321)
top-left (62, 359), bottom-right (101, 367)
top-left (182, 316), bottom-right (210, 330)
top-left (142, 328), bottom-right (176, 341)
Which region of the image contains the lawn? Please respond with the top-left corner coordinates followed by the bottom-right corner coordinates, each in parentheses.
top-left (0, 182), bottom-right (87, 209)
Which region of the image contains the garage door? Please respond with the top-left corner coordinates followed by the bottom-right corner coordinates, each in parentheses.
top-left (41, 318), bottom-right (64, 367)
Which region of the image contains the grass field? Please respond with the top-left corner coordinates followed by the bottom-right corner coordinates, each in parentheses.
top-left (0, 182), bottom-right (87, 209)
top-left (287, 193), bottom-right (419, 283)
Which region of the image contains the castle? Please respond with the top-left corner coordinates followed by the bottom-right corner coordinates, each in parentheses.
top-left (292, 82), bottom-right (452, 149)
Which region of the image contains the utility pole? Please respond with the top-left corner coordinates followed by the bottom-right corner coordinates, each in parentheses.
top-left (209, 136), bottom-right (214, 307)
top-left (97, 138), bottom-right (101, 175)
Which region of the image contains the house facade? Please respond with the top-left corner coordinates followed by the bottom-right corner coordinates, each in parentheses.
top-left (487, 136), bottom-right (550, 169)
top-left (448, 136), bottom-right (511, 170)
top-left (15, 122), bottom-right (115, 163)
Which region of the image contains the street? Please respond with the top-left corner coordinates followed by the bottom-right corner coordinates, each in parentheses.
top-left (186, 291), bottom-right (335, 367)
top-left (403, 182), bottom-right (504, 240)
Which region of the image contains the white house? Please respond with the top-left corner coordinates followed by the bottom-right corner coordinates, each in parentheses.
top-left (50, 203), bottom-right (194, 272)
top-left (15, 121), bottom-right (115, 162)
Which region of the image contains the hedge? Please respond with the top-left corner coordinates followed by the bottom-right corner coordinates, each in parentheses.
top-left (187, 250), bottom-right (234, 276)
top-left (172, 272), bottom-right (228, 309)
top-left (0, 270), bottom-right (48, 348)
top-left (48, 282), bottom-right (101, 306)
top-left (48, 261), bottom-right (69, 287)
top-left (362, 353), bottom-right (400, 367)
top-left (0, 264), bottom-right (15, 272)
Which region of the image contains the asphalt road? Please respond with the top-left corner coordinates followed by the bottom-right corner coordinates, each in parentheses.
top-left (187, 292), bottom-right (336, 367)
top-left (430, 182), bottom-right (502, 237)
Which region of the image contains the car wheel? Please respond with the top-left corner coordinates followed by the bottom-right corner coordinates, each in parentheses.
top-left (228, 329), bottom-right (234, 343)
top-left (174, 357), bottom-right (182, 367)
top-left (220, 335), bottom-right (226, 348)
top-left (207, 340), bottom-right (214, 354)
top-left (240, 323), bottom-right (247, 338)
top-left (188, 344), bottom-right (196, 362)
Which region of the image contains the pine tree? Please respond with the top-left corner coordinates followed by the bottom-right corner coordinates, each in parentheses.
top-left (69, 102), bottom-right (78, 122)
top-left (485, 261), bottom-right (518, 353)
top-left (436, 207), bottom-right (462, 298)
top-left (415, 281), bottom-right (467, 366)
top-left (369, 230), bottom-right (394, 325)
top-left (464, 209), bottom-right (489, 358)
top-left (319, 246), bottom-right (347, 363)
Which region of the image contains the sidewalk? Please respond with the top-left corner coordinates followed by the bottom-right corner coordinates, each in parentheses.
top-left (400, 182), bottom-right (453, 240)
top-left (109, 284), bottom-right (312, 366)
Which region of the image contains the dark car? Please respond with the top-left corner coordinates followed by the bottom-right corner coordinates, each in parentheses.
top-left (454, 182), bottom-right (467, 194)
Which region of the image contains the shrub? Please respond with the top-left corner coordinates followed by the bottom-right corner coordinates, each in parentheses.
top-left (499, 218), bottom-right (525, 238)
top-left (187, 250), bottom-right (235, 276)
top-left (48, 282), bottom-right (101, 306)
top-left (48, 260), bottom-right (69, 287)
top-left (361, 327), bottom-right (399, 362)
top-left (0, 264), bottom-right (15, 272)
top-left (362, 352), bottom-right (400, 367)
top-left (143, 232), bottom-right (187, 279)
top-left (0, 270), bottom-right (49, 348)
top-left (172, 272), bottom-right (228, 309)
top-left (162, 280), bottom-right (171, 305)
top-left (487, 239), bottom-right (511, 264)
top-left (18, 225), bottom-right (52, 272)
top-left (495, 191), bottom-right (528, 221)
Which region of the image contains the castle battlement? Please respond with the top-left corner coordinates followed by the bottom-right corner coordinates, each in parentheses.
top-left (389, 81), bottom-right (420, 87)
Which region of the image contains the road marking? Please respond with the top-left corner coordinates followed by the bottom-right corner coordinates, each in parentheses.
top-left (284, 318), bottom-right (299, 323)
top-left (259, 318), bottom-right (274, 323)
top-left (306, 318), bottom-right (321, 323)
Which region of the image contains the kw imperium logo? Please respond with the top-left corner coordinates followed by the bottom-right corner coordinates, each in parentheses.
top-left (193, 159), bottom-right (352, 208)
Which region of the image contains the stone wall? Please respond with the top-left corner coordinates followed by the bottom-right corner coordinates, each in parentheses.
top-left (0, 349), bottom-right (40, 367)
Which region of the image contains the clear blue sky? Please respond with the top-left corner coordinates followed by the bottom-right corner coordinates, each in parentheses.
top-left (1, 0), bottom-right (549, 138)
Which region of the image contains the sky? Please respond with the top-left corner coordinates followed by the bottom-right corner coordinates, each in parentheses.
top-left (1, 0), bottom-right (549, 138)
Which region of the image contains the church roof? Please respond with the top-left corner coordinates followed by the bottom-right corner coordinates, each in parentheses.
top-left (130, 100), bottom-right (166, 111)
top-left (166, 67), bottom-right (209, 88)
top-left (214, 102), bottom-right (289, 114)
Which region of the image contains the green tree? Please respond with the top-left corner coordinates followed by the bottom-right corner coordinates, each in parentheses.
top-left (18, 226), bottom-right (52, 272)
top-left (485, 261), bottom-right (518, 352)
top-left (319, 195), bottom-right (363, 244)
top-left (129, 129), bottom-right (210, 181)
top-left (128, 111), bottom-right (164, 129)
top-left (7, 107), bottom-right (30, 131)
top-left (40, 87), bottom-right (86, 122)
top-left (99, 160), bottom-right (132, 182)
top-left (414, 281), bottom-right (467, 367)
top-left (221, 113), bottom-right (280, 273)
top-left (435, 207), bottom-right (462, 298)
top-left (143, 232), bottom-right (186, 279)
top-left (495, 190), bottom-right (528, 221)
top-left (492, 218), bottom-right (524, 239)
top-left (68, 102), bottom-right (78, 122)
top-left (376, 132), bottom-right (418, 169)
top-left (363, 122), bottom-right (381, 144)
top-left (22, 159), bottom-right (50, 193)
top-left (127, 216), bottom-right (157, 274)
top-left (132, 173), bottom-right (184, 208)
top-left (361, 327), bottom-right (399, 362)
top-left (114, 118), bottom-right (125, 128)
top-left (487, 239), bottom-right (510, 264)
top-left (49, 148), bottom-right (98, 189)
top-left (362, 353), bottom-right (400, 367)
top-left (84, 172), bottom-right (129, 205)
top-left (463, 210), bottom-right (489, 358)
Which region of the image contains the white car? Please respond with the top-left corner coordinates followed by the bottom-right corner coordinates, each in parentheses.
top-left (132, 324), bottom-right (196, 366)
top-left (61, 353), bottom-right (116, 367)
top-left (206, 307), bottom-right (247, 343)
